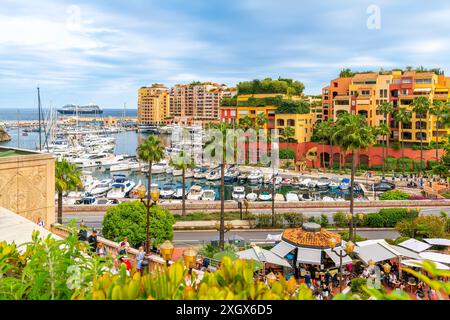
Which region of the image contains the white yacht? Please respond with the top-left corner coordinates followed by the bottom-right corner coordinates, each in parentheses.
top-left (173, 188), bottom-right (187, 199)
top-left (246, 192), bottom-right (258, 202)
top-left (286, 193), bottom-right (300, 202)
top-left (185, 169), bottom-right (194, 178)
top-left (202, 190), bottom-right (216, 201)
top-left (90, 179), bottom-right (112, 196)
top-left (299, 178), bottom-right (311, 189)
top-left (275, 193), bottom-right (285, 202)
top-left (110, 162), bottom-right (130, 172)
top-left (206, 169), bottom-right (221, 181)
top-left (160, 184), bottom-right (176, 199)
top-left (258, 191), bottom-right (272, 201)
top-left (107, 175), bottom-right (136, 199)
top-left (322, 196), bottom-right (335, 202)
top-left (247, 169), bottom-right (263, 184)
top-left (172, 168), bottom-right (183, 176)
top-left (232, 186), bottom-right (245, 201)
top-left (187, 185), bottom-right (203, 200)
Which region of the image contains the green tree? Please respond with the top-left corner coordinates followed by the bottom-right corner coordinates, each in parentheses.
top-left (238, 115), bottom-right (253, 130)
top-left (339, 68), bottom-right (355, 78)
top-left (332, 114), bottom-right (376, 240)
top-left (394, 108), bottom-right (412, 174)
top-left (281, 126), bottom-right (295, 142)
top-left (430, 100), bottom-right (449, 162)
top-left (376, 102), bottom-right (394, 174)
top-left (102, 201), bottom-right (175, 247)
top-left (412, 96), bottom-right (431, 174)
top-left (375, 123), bottom-right (391, 175)
top-left (55, 159), bottom-right (82, 224)
top-left (170, 151), bottom-right (194, 216)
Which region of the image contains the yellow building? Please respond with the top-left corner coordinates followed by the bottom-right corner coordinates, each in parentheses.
top-left (138, 84), bottom-right (170, 125)
top-left (275, 113), bottom-right (313, 143)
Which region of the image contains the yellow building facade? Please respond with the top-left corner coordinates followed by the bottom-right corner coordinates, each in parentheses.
top-left (138, 84), bottom-right (170, 125)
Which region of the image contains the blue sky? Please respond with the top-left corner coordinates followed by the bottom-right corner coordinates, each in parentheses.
top-left (1, 0), bottom-right (450, 109)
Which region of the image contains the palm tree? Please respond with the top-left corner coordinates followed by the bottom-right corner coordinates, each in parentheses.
top-left (255, 113), bottom-right (268, 162)
top-left (375, 123), bottom-right (391, 175)
top-left (205, 122), bottom-right (234, 250)
top-left (238, 115), bottom-right (253, 130)
top-left (170, 151), bottom-right (194, 216)
top-left (315, 121), bottom-right (329, 168)
top-left (281, 126), bottom-right (295, 142)
top-left (430, 100), bottom-right (448, 162)
top-left (412, 96), bottom-right (431, 174)
top-left (394, 107), bottom-right (412, 174)
top-left (55, 159), bottom-right (82, 224)
top-left (136, 135), bottom-right (164, 253)
top-left (376, 102), bottom-right (394, 173)
top-left (333, 114), bottom-right (376, 241)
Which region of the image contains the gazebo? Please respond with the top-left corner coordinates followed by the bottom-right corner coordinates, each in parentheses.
top-left (271, 223), bottom-right (353, 275)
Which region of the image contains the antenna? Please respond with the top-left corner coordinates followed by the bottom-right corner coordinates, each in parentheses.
top-left (37, 86), bottom-right (42, 151)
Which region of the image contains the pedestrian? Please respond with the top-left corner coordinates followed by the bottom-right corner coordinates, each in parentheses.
top-left (37, 217), bottom-right (45, 228)
top-left (78, 222), bottom-right (88, 241)
top-left (120, 256), bottom-right (132, 272)
top-left (136, 246), bottom-right (145, 272)
top-left (87, 230), bottom-right (98, 253)
top-left (416, 282), bottom-right (425, 300)
top-left (122, 236), bottom-right (130, 249)
top-left (96, 242), bottom-right (107, 258)
top-left (304, 272), bottom-right (311, 288)
top-left (118, 242), bottom-right (127, 256)
top-left (325, 270), bottom-right (331, 286)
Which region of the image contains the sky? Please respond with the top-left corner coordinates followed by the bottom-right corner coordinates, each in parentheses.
top-left (1, 0), bottom-right (450, 109)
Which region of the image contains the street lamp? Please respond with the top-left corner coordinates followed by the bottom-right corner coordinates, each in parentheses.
top-left (329, 238), bottom-right (355, 293)
top-left (160, 240), bottom-right (174, 267)
top-left (183, 248), bottom-right (198, 275)
top-left (138, 184), bottom-right (160, 257)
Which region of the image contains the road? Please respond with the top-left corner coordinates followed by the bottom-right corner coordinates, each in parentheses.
top-left (62, 206), bottom-right (450, 230)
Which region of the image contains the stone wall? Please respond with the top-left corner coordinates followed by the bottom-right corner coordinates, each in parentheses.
top-left (0, 148), bottom-right (55, 226)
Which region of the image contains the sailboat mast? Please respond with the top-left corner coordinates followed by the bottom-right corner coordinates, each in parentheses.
top-left (37, 86), bottom-right (42, 151)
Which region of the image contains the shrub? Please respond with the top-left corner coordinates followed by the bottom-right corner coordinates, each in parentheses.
top-left (256, 214), bottom-right (282, 227)
top-left (379, 190), bottom-right (410, 201)
top-left (364, 208), bottom-right (418, 228)
top-left (384, 156), bottom-right (397, 171)
top-left (102, 201), bottom-right (175, 247)
top-left (320, 214), bottom-right (329, 227)
top-left (390, 141), bottom-right (401, 151)
top-left (283, 212), bottom-right (304, 227)
top-left (279, 148), bottom-right (296, 159)
top-left (397, 157), bottom-right (412, 171)
top-left (338, 231), bottom-right (367, 242)
top-left (333, 211), bottom-right (349, 227)
top-left (396, 215), bottom-right (448, 239)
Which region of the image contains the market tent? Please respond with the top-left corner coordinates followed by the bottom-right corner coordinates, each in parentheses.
top-left (296, 247), bottom-right (322, 265)
top-left (355, 243), bottom-right (397, 265)
top-left (423, 238), bottom-right (450, 247)
top-left (398, 239), bottom-right (431, 253)
top-left (388, 245), bottom-right (421, 260)
top-left (419, 252), bottom-right (450, 265)
top-left (356, 239), bottom-right (389, 247)
top-left (324, 248), bottom-right (353, 266)
top-left (270, 241), bottom-right (295, 258)
top-left (401, 259), bottom-right (450, 271)
top-left (237, 246), bottom-right (292, 268)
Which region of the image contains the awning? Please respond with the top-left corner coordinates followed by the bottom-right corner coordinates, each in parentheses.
top-left (398, 239), bottom-right (431, 253)
top-left (270, 241), bottom-right (295, 258)
top-left (356, 243), bottom-right (397, 265)
top-left (324, 248), bottom-right (353, 266)
top-left (401, 259), bottom-right (449, 271)
top-left (414, 88), bottom-right (432, 92)
top-left (419, 252), bottom-right (450, 265)
top-left (237, 246), bottom-right (292, 268)
top-left (389, 245), bottom-right (421, 260)
top-left (423, 238), bottom-right (450, 246)
top-left (296, 247), bottom-right (322, 265)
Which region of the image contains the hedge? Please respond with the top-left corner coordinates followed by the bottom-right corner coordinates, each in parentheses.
top-left (379, 190), bottom-right (410, 200)
top-left (363, 208), bottom-right (418, 228)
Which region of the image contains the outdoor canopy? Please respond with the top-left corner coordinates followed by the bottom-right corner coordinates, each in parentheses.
top-left (324, 248), bottom-right (353, 266)
top-left (401, 259), bottom-right (450, 271)
top-left (419, 252), bottom-right (450, 265)
top-left (398, 239), bottom-right (431, 253)
top-left (270, 241), bottom-right (295, 258)
top-left (296, 247), bottom-right (322, 265)
top-left (389, 245), bottom-right (421, 260)
top-left (355, 243), bottom-right (397, 265)
top-left (237, 246), bottom-right (292, 268)
top-left (423, 238), bottom-right (450, 247)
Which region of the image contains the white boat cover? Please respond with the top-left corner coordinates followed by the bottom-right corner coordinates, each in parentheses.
top-left (398, 239), bottom-right (431, 253)
top-left (419, 252), bottom-right (450, 265)
top-left (423, 238), bottom-right (450, 246)
top-left (270, 240), bottom-right (295, 257)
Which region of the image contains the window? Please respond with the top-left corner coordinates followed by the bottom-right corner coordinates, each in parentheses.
top-left (361, 90), bottom-right (370, 96)
top-left (230, 110), bottom-right (236, 117)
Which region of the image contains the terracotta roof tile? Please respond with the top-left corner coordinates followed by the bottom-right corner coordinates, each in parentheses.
top-left (282, 227), bottom-right (341, 249)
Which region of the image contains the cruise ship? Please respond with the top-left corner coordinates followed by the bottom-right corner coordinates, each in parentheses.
top-left (57, 104), bottom-right (103, 115)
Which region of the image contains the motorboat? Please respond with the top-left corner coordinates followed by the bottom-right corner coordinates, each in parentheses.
top-left (329, 181), bottom-right (339, 190)
top-left (246, 192), bottom-right (258, 202)
top-left (202, 189), bottom-right (216, 201)
top-left (322, 196), bottom-right (335, 202)
top-left (106, 175), bottom-right (136, 199)
top-left (308, 180), bottom-right (318, 188)
top-left (271, 176), bottom-right (282, 185)
top-left (173, 188), bottom-right (187, 199)
top-left (152, 160), bottom-right (169, 174)
top-left (97, 198), bottom-right (119, 205)
top-left (90, 179), bottom-right (112, 196)
top-left (311, 192), bottom-right (321, 201)
top-left (282, 178), bottom-right (292, 185)
top-left (193, 166), bottom-right (208, 179)
top-left (275, 193), bottom-right (285, 201)
top-left (187, 185), bottom-right (204, 200)
top-left (160, 184), bottom-right (176, 199)
top-left (128, 160), bottom-right (141, 171)
top-left (372, 178), bottom-right (395, 192)
top-left (232, 186), bottom-right (246, 201)
top-left (299, 178), bottom-right (311, 190)
top-left (185, 169), bottom-right (194, 178)
top-left (317, 177), bottom-right (330, 189)
top-left (238, 173), bottom-right (248, 183)
top-left (285, 192), bottom-right (300, 202)
top-left (224, 168), bottom-right (240, 183)
top-left (110, 162), bottom-right (130, 172)
top-left (172, 168), bottom-right (183, 176)
top-left (206, 169), bottom-right (221, 181)
top-left (258, 191), bottom-right (272, 201)
top-left (339, 178), bottom-right (350, 190)
top-left (75, 196), bottom-right (97, 205)
top-left (300, 193), bottom-right (312, 201)
top-left (291, 176), bottom-right (302, 186)
top-left (248, 170), bottom-right (264, 184)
